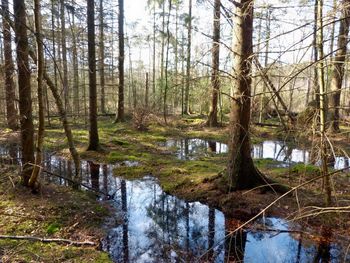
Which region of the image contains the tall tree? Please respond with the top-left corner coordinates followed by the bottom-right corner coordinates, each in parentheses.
top-left (99, 0), bottom-right (106, 114)
top-left (184, 0), bottom-right (192, 115)
top-left (13, 0), bottom-right (35, 185)
top-left (226, 0), bottom-right (285, 191)
top-left (207, 0), bottom-right (221, 127)
top-left (116, 0), bottom-right (125, 122)
top-left (2, 0), bottom-right (18, 131)
top-left (29, 0), bottom-right (45, 188)
top-left (60, 0), bottom-right (69, 112)
top-left (87, 0), bottom-right (100, 150)
top-left (316, 0), bottom-right (331, 205)
top-left (328, 0), bottom-right (350, 133)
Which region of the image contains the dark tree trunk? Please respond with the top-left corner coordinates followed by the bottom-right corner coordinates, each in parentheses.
top-left (13, 0), bottom-right (35, 185)
top-left (99, 0), bottom-right (106, 114)
top-left (29, 0), bottom-right (45, 188)
top-left (226, 0), bottom-right (286, 192)
top-left (116, 0), bottom-right (125, 122)
top-left (184, 0), bottom-right (192, 115)
top-left (87, 0), bottom-right (100, 151)
top-left (207, 0), bottom-right (221, 127)
top-left (60, 0), bottom-right (69, 112)
top-left (2, 0), bottom-right (18, 131)
top-left (328, 0), bottom-right (350, 133)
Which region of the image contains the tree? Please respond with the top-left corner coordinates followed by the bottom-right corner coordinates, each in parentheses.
top-left (183, 0), bottom-right (192, 115)
top-left (226, 0), bottom-right (285, 191)
top-left (60, 0), bottom-right (69, 112)
top-left (2, 0), bottom-right (18, 131)
top-left (315, 0), bottom-right (331, 205)
top-left (29, 0), bottom-right (45, 188)
top-left (87, 0), bottom-right (100, 151)
top-left (116, 0), bottom-right (125, 122)
top-left (13, 0), bottom-right (35, 185)
top-left (99, 0), bottom-right (106, 114)
top-left (207, 0), bottom-right (221, 127)
top-left (328, 0), bottom-right (350, 133)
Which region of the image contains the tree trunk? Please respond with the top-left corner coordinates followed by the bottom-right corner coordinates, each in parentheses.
top-left (184, 0), bottom-right (192, 115)
top-left (328, 0), bottom-right (350, 133)
top-left (99, 0), bottom-right (106, 114)
top-left (145, 72), bottom-right (149, 107)
top-left (70, 6), bottom-right (80, 118)
top-left (60, 0), bottom-right (69, 113)
top-left (116, 0), bottom-right (125, 122)
top-left (316, 0), bottom-right (332, 205)
top-left (87, 0), bottom-right (100, 151)
top-left (207, 0), bottom-right (221, 127)
top-left (29, 0), bottom-right (45, 188)
top-left (2, 0), bottom-right (18, 131)
top-left (163, 0), bottom-right (172, 123)
top-left (13, 0), bottom-right (35, 185)
top-left (227, 0), bottom-right (285, 191)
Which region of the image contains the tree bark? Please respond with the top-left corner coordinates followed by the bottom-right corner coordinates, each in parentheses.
top-left (184, 0), bottom-right (192, 115)
top-left (60, 0), bottom-right (69, 112)
top-left (99, 0), bottom-right (106, 114)
top-left (87, 0), bottom-right (100, 151)
top-left (116, 0), bottom-right (125, 122)
top-left (29, 0), bottom-right (45, 188)
top-left (227, 0), bottom-right (285, 192)
top-left (2, 0), bottom-right (18, 131)
top-left (316, 0), bottom-right (332, 205)
top-left (207, 0), bottom-right (221, 127)
top-left (328, 0), bottom-right (350, 133)
top-left (13, 0), bottom-right (35, 185)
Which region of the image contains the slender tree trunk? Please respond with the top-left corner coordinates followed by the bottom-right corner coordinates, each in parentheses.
top-left (13, 0), bottom-right (35, 185)
top-left (207, 0), bottom-right (221, 127)
top-left (159, 1), bottom-right (166, 111)
top-left (316, 0), bottom-right (331, 205)
top-left (258, 6), bottom-right (271, 123)
top-left (328, 0), bottom-right (350, 133)
top-left (99, 0), bottom-right (106, 114)
top-left (60, 0), bottom-right (69, 112)
top-left (29, 0), bottom-right (45, 188)
top-left (163, 0), bottom-right (172, 123)
top-left (152, 3), bottom-right (156, 109)
top-left (184, 0), bottom-right (192, 115)
top-left (2, 0), bottom-right (18, 131)
top-left (70, 7), bottom-right (80, 118)
top-left (87, 0), bottom-right (100, 151)
top-left (313, 0), bottom-right (320, 108)
top-left (145, 72), bottom-right (149, 107)
top-left (116, 0), bottom-right (125, 122)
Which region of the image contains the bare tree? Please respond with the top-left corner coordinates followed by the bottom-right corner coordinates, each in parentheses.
top-left (13, 0), bottom-right (35, 185)
top-left (2, 0), bottom-right (18, 131)
top-left (87, 0), bottom-right (100, 151)
top-left (207, 0), bottom-right (221, 127)
top-left (328, 0), bottom-right (350, 133)
top-left (116, 0), bottom-right (125, 122)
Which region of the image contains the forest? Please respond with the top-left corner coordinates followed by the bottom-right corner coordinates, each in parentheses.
top-left (0, 0), bottom-right (349, 262)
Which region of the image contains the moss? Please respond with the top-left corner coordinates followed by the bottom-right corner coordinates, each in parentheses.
top-left (290, 163), bottom-right (320, 175)
top-left (46, 222), bottom-right (61, 235)
top-left (108, 151), bottom-right (138, 162)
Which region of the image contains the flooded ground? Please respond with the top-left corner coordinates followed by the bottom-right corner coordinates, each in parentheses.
top-left (160, 138), bottom-right (350, 170)
top-left (0, 143), bottom-right (349, 262)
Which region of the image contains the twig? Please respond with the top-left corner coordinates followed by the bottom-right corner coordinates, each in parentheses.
top-left (0, 235), bottom-right (96, 246)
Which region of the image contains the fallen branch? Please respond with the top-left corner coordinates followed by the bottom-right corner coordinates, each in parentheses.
top-left (0, 235), bottom-right (96, 246)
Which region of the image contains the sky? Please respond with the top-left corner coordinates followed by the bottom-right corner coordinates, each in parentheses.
top-left (120, 0), bottom-right (336, 71)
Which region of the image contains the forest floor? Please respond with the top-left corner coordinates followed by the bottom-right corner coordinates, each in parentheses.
top-left (0, 165), bottom-right (113, 262)
top-left (45, 115), bottom-right (350, 233)
top-left (0, 114), bottom-right (349, 260)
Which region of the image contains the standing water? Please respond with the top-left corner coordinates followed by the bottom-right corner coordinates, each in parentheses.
top-left (0, 144), bottom-right (349, 262)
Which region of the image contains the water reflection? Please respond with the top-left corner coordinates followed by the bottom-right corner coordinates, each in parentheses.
top-left (161, 139), bottom-right (350, 171)
top-left (0, 144), bottom-right (349, 262)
